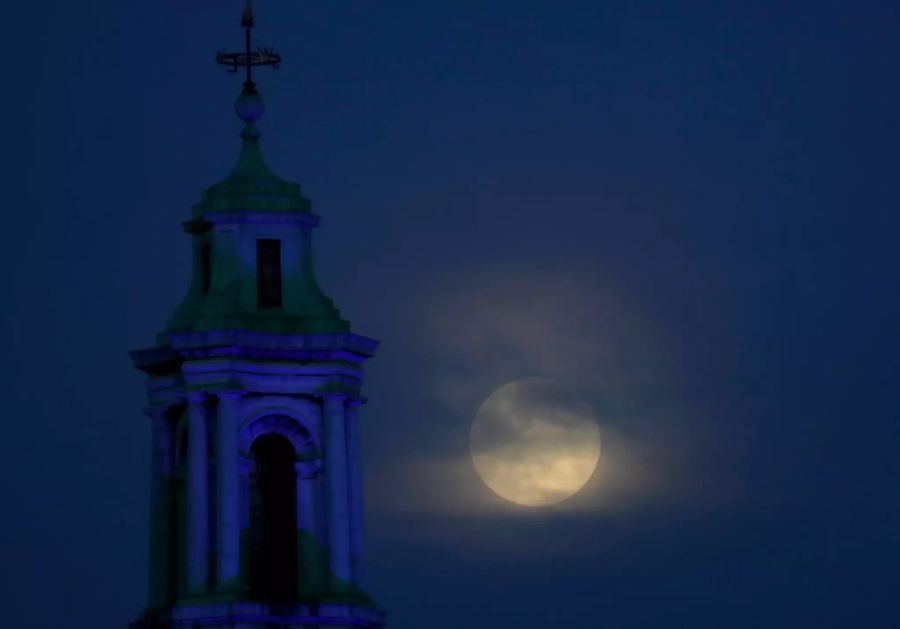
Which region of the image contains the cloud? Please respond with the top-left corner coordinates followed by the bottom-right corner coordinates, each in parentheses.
top-left (422, 264), bottom-right (677, 415)
top-left (366, 263), bottom-right (687, 518)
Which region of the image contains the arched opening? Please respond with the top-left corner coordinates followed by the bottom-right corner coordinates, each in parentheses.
top-left (249, 433), bottom-right (298, 601)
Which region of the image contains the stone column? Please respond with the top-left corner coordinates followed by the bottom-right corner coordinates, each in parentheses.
top-left (323, 394), bottom-right (352, 586)
top-left (216, 392), bottom-right (242, 589)
top-left (296, 468), bottom-right (318, 533)
top-left (186, 392), bottom-right (209, 592)
top-left (238, 455), bottom-right (253, 591)
top-left (296, 462), bottom-right (322, 593)
top-left (147, 406), bottom-right (173, 607)
top-left (346, 398), bottom-right (366, 588)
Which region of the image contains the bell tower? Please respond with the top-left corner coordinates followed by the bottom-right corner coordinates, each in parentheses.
top-left (130, 4), bottom-right (383, 627)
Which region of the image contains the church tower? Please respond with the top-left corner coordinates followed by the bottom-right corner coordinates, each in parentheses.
top-left (130, 6), bottom-right (383, 628)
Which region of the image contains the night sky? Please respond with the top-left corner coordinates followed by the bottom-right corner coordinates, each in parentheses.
top-left (4, 1), bottom-right (900, 627)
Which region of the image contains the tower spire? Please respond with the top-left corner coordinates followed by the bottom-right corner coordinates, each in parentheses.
top-left (131, 4), bottom-right (384, 627)
top-left (216, 0), bottom-right (281, 95)
top-left (241, 0), bottom-right (254, 29)
top-left (215, 1), bottom-right (283, 143)
top-left (241, 0), bottom-right (254, 90)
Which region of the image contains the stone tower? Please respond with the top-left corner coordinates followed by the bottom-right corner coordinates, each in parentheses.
top-left (130, 7), bottom-right (383, 628)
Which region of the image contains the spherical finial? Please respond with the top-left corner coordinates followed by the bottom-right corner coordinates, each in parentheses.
top-left (235, 86), bottom-right (265, 123)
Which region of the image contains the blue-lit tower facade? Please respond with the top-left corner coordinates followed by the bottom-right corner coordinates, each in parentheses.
top-left (130, 7), bottom-right (383, 628)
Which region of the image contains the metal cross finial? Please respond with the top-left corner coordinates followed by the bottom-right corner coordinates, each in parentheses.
top-left (216, 0), bottom-right (282, 94)
top-left (241, 0), bottom-right (254, 29)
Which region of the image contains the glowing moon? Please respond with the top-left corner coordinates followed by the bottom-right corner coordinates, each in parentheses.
top-left (470, 378), bottom-right (601, 507)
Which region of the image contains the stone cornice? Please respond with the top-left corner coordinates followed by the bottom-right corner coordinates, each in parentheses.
top-left (201, 209), bottom-right (322, 229)
top-left (132, 330), bottom-right (378, 374)
top-left (169, 329), bottom-right (378, 357)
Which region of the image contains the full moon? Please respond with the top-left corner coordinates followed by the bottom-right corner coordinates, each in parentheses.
top-left (470, 378), bottom-right (601, 507)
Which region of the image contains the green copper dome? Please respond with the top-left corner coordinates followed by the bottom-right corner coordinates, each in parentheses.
top-left (162, 88), bottom-right (349, 339)
top-left (194, 123), bottom-right (312, 216)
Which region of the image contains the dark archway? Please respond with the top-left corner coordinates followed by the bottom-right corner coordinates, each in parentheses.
top-left (249, 433), bottom-right (298, 601)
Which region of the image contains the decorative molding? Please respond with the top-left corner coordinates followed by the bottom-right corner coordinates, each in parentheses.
top-left (185, 391), bottom-right (208, 405)
top-left (295, 459), bottom-right (323, 478)
top-left (238, 403), bottom-right (322, 460)
top-left (203, 209), bottom-right (322, 229)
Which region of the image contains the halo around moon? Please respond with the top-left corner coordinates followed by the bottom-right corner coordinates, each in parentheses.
top-left (470, 378), bottom-right (601, 507)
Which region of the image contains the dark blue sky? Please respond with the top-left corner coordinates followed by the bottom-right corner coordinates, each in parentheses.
top-left (3, 1), bottom-right (899, 627)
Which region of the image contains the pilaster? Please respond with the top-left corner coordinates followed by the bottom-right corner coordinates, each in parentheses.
top-left (296, 459), bottom-right (325, 594)
top-left (186, 392), bottom-right (210, 592)
top-left (346, 398), bottom-right (366, 588)
top-left (323, 394), bottom-right (352, 587)
top-left (216, 391), bottom-right (242, 591)
top-left (146, 407), bottom-right (175, 609)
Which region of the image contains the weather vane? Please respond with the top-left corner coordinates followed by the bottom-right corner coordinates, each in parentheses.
top-left (216, 0), bottom-right (282, 94)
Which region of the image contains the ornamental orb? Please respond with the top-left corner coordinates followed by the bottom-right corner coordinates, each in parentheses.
top-left (235, 89), bottom-right (265, 123)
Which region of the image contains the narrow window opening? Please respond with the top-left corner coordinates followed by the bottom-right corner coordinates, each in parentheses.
top-left (201, 243), bottom-right (212, 294)
top-left (257, 239), bottom-right (282, 308)
top-left (249, 433), bottom-right (298, 601)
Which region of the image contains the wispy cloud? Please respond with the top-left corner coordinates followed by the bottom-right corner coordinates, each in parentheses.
top-left (367, 264), bottom-right (687, 518)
